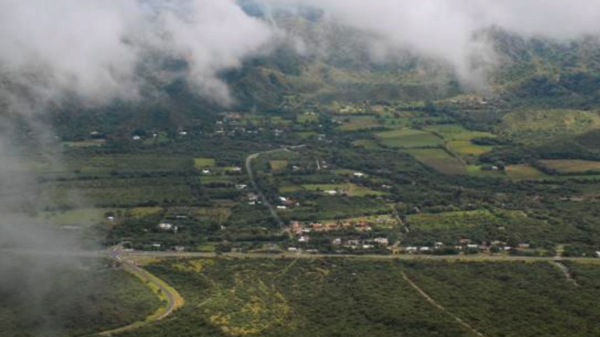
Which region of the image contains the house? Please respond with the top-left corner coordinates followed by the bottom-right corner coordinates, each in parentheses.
top-left (596, 251), bottom-right (600, 258)
top-left (420, 246), bottom-right (430, 252)
top-left (363, 244), bottom-right (374, 249)
top-left (434, 242), bottom-right (444, 248)
top-left (290, 221), bottom-right (303, 234)
top-left (277, 205), bottom-right (287, 210)
top-left (332, 238), bottom-right (342, 245)
top-left (518, 243), bottom-right (531, 249)
top-left (353, 172), bottom-right (365, 178)
top-left (405, 246), bottom-right (418, 253)
top-left (326, 223), bottom-right (338, 230)
top-left (466, 244), bottom-right (478, 250)
top-left (231, 167), bottom-right (242, 172)
top-left (202, 169), bottom-right (211, 175)
top-left (346, 240), bottom-right (360, 247)
top-left (235, 184), bottom-right (248, 190)
top-left (298, 236), bottom-right (308, 243)
top-left (288, 247), bottom-right (298, 252)
top-left (374, 238), bottom-right (389, 246)
top-left (325, 190), bottom-right (338, 196)
top-left (179, 131), bottom-right (188, 136)
top-left (132, 135), bottom-right (141, 141)
top-left (158, 223), bottom-right (174, 231)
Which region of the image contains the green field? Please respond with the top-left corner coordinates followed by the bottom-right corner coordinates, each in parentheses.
top-left (37, 208), bottom-right (111, 227)
top-left (289, 196), bottom-right (389, 220)
top-left (194, 157), bottom-right (216, 168)
top-left (406, 148), bottom-right (466, 174)
top-left (540, 159), bottom-right (600, 173)
top-left (425, 124), bottom-right (495, 157)
top-left (300, 183), bottom-right (386, 197)
top-left (407, 209), bottom-right (500, 230)
top-left (68, 154), bottom-right (193, 174)
top-left (352, 139), bottom-right (380, 149)
top-left (269, 160), bottom-right (289, 171)
top-left (466, 165), bottom-right (506, 178)
top-left (501, 109), bottom-right (600, 144)
top-left (376, 129), bottom-right (444, 148)
top-left (42, 177), bottom-right (195, 207)
top-left (337, 115), bottom-right (381, 131)
top-left (505, 165), bottom-right (548, 180)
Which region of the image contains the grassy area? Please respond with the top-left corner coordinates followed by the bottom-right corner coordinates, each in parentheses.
top-left (408, 209), bottom-right (501, 230)
top-left (300, 183), bottom-right (386, 197)
top-left (352, 139), bottom-right (380, 149)
top-left (466, 165), bottom-right (506, 179)
top-left (37, 208), bottom-right (110, 227)
top-left (68, 154), bottom-right (193, 174)
top-left (194, 158), bottom-right (216, 168)
top-left (406, 148), bottom-right (466, 175)
top-left (540, 159), bottom-right (600, 173)
top-left (269, 160), bottom-right (288, 171)
top-left (501, 109), bottom-right (600, 144)
top-left (42, 177), bottom-right (195, 208)
top-left (376, 129), bottom-right (444, 148)
top-left (505, 165), bottom-right (548, 180)
top-left (425, 124), bottom-right (495, 157)
top-left (337, 115), bottom-right (381, 131)
top-left (61, 139), bottom-right (106, 148)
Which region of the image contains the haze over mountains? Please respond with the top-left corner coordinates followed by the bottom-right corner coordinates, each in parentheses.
top-left (1, 0), bottom-right (600, 114)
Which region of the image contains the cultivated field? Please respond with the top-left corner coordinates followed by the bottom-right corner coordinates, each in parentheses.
top-left (376, 129), bottom-right (444, 148)
top-left (540, 159), bottom-right (600, 173)
top-left (406, 148), bottom-right (466, 174)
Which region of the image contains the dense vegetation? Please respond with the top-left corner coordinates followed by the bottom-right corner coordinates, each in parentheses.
top-left (0, 257), bottom-right (160, 337)
top-left (116, 257), bottom-right (600, 337)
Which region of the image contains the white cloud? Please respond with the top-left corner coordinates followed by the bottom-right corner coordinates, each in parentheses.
top-left (0, 0), bottom-right (275, 111)
top-left (260, 0), bottom-right (600, 88)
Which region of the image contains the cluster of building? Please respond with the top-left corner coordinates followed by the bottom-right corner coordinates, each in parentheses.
top-left (290, 220), bottom-right (373, 235)
top-left (276, 196), bottom-right (300, 210)
top-left (288, 237), bottom-right (389, 252)
top-left (403, 240), bottom-right (532, 254)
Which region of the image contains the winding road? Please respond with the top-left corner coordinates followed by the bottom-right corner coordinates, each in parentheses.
top-left (98, 246), bottom-right (184, 336)
top-left (245, 145), bottom-right (305, 229)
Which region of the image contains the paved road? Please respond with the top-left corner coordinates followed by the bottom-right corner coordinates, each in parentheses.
top-left (4, 247), bottom-right (597, 263)
top-left (122, 250), bottom-right (598, 263)
top-left (98, 247), bottom-right (184, 336)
